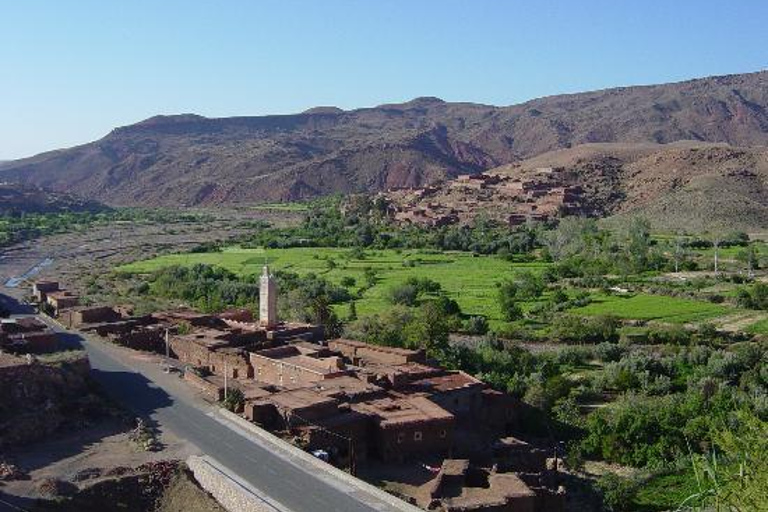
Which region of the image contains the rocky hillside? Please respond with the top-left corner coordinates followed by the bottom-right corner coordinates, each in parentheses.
top-left (2, 70), bottom-right (768, 207)
top-left (495, 142), bottom-right (768, 231)
top-left (0, 184), bottom-right (107, 215)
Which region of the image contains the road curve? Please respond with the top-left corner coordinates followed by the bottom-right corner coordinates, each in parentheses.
top-left (48, 319), bottom-right (412, 512)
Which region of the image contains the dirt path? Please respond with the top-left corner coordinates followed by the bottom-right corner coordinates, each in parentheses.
top-left (714, 311), bottom-right (768, 332)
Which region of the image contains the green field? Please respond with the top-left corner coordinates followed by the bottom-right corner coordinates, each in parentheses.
top-left (118, 247), bottom-right (548, 324)
top-left (574, 292), bottom-right (728, 324)
top-left (248, 202), bottom-right (310, 212)
top-left (119, 246), bottom-right (740, 327)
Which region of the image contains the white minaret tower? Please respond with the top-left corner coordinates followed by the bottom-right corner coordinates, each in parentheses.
top-left (259, 265), bottom-right (278, 328)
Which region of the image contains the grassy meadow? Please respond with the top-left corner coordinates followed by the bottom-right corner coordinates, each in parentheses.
top-left (119, 247), bottom-right (549, 325)
top-left (574, 292), bottom-right (729, 324)
top-left (118, 246), bottom-right (743, 328)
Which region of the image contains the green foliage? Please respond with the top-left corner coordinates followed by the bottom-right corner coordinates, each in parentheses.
top-left (550, 314), bottom-right (620, 344)
top-left (221, 388), bottom-right (245, 412)
top-left (149, 264), bottom-right (260, 313)
top-left (464, 316), bottom-right (490, 335)
top-left (596, 474), bottom-right (640, 512)
top-left (735, 282), bottom-right (768, 310)
top-left (388, 283), bottom-right (419, 306)
top-left (686, 412), bottom-right (768, 511)
top-left (497, 280), bottom-right (523, 321)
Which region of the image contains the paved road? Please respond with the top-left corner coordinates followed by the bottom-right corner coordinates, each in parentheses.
top-left (0, 294), bottom-right (408, 512)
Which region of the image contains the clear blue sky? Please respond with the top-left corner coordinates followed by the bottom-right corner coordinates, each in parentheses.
top-left (2, 0), bottom-right (767, 160)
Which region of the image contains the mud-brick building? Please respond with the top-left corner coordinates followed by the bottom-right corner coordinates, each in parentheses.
top-left (328, 338), bottom-right (426, 366)
top-left (352, 395), bottom-right (455, 462)
top-left (0, 317), bottom-right (59, 354)
top-left (61, 305), bottom-right (122, 328)
top-left (249, 344), bottom-right (348, 388)
top-left (406, 371), bottom-right (485, 417)
top-left (170, 331), bottom-right (253, 380)
top-left (423, 459), bottom-right (538, 512)
top-left (45, 290), bottom-right (79, 314)
top-left (32, 280), bottom-right (59, 302)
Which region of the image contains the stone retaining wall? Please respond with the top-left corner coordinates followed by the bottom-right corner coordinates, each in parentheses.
top-left (187, 455), bottom-right (284, 512)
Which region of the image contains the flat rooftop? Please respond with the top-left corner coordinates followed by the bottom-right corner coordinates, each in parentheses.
top-left (352, 395), bottom-right (453, 428)
top-left (269, 388), bottom-right (338, 412)
top-left (330, 338), bottom-right (421, 357)
top-left (251, 346), bottom-right (345, 375)
top-left (312, 375), bottom-right (384, 400)
top-left (408, 371), bottom-right (484, 393)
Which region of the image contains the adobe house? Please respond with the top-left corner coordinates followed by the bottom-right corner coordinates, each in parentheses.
top-left (0, 318), bottom-right (59, 354)
top-left (352, 395), bottom-right (455, 462)
top-left (423, 459), bottom-right (538, 512)
top-left (61, 305), bottom-right (122, 328)
top-left (406, 370), bottom-right (485, 417)
top-left (32, 280), bottom-right (59, 302)
top-left (170, 331), bottom-right (254, 380)
top-left (328, 338), bottom-right (426, 366)
top-left (249, 344), bottom-right (348, 388)
top-left (45, 290), bottom-right (79, 314)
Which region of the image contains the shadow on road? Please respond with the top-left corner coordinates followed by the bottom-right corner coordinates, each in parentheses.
top-left (89, 368), bottom-right (175, 424)
top-left (0, 292), bottom-right (34, 316)
top-left (55, 331), bottom-right (85, 351)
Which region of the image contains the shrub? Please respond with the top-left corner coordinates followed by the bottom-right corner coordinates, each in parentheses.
top-left (597, 474), bottom-right (640, 512)
top-left (388, 283), bottom-right (418, 306)
top-left (464, 316), bottom-right (490, 335)
top-left (221, 388), bottom-right (245, 412)
top-left (595, 342), bottom-right (626, 362)
top-left (551, 314), bottom-right (620, 344)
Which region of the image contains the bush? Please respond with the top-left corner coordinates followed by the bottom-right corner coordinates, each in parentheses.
top-left (597, 474), bottom-right (640, 512)
top-left (551, 314), bottom-right (620, 344)
top-left (647, 324), bottom-right (692, 345)
top-left (498, 281), bottom-right (523, 321)
top-left (595, 342), bottom-right (626, 362)
top-left (221, 388), bottom-right (245, 412)
top-left (464, 316), bottom-right (490, 335)
top-left (388, 283), bottom-right (418, 306)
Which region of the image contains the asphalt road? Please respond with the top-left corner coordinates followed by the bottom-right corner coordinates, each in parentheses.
top-left (0, 292), bottom-right (406, 512)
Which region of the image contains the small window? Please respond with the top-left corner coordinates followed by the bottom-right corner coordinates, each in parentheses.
top-left (439, 429), bottom-right (447, 439)
top-left (397, 432), bottom-right (405, 444)
top-left (414, 431), bottom-right (423, 442)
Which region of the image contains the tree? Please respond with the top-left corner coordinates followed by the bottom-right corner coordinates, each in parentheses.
top-left (405, 301), bottom-right (450, 355)
top-left (347, 301), bottom-right (358, 321)
top-left (388, 283), bottom-right (419, 306)
top-left (736, 245), bottom-right (759, 278)
top-left (514, 270), bottom-right (544, 300)
top-left (543, 217), bottom-right (599, 261)
top-left (498, 281), bottom-right (524, 321)
top-left (671, 233), bottom-right (688, 273)
top-left (624, 217), bottom-right (652, 273)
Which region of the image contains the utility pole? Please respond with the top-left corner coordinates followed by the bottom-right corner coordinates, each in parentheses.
top-left (224, 362), bottom-right (228, 401)
top-left (164, 328), bottom-right (170, 373)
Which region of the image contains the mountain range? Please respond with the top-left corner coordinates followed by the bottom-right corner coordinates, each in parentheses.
top-left (1, 70), bottom-right (767, 228)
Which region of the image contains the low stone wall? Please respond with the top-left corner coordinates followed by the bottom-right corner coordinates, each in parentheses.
top-left (184, 371), bottom-right (224, 401)
top-left (187, 455), bottom-right (284, 512)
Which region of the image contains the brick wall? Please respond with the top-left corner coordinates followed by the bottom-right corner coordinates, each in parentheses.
top-left (375, 419), bottom-right (454, 462)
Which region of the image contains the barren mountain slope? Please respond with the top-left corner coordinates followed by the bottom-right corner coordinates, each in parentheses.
top-left (2, 70), bottom-right (768, 207)
top-left (494, 142), bottom-right (768, 231)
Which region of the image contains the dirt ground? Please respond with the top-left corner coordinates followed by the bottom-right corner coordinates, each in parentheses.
top-left (0, 208), bottom-right (300, 302)
top-left (0, 417), bottom-right (198, 502)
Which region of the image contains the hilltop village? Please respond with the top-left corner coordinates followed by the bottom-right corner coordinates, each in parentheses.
top-left (27, 269), bottom-right (567, 512)
top-left (381, 169), bottom-right (584, 227)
